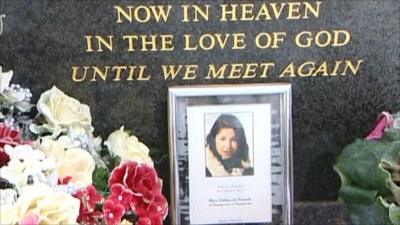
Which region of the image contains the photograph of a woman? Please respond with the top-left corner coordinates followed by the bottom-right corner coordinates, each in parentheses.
top-left (205, 114), bottom-right (254, 177)
top-left (187, 104), bottom-right (271, 224)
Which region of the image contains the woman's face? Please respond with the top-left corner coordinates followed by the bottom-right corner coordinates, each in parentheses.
top-left (215, 127), bottom-right (238, 159)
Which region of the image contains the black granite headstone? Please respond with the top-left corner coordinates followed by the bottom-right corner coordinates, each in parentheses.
top-left (0, 0), bottom-right (399, 205)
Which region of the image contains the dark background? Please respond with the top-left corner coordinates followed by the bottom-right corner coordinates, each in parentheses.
top-left (0, 0), bottom-right (399, 203)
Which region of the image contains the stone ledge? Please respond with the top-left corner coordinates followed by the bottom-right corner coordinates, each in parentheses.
top-left (294, 201), bottom-right (352, 225)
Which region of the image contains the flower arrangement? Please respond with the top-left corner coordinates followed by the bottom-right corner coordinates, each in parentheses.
top-left (335, 111), bottom-right (400, 225)
top-left (0, 66), bottom-right (168, 225)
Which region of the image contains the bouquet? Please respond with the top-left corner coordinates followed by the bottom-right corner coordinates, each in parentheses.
top-left (0, 66), bottom-right (168, 225)
top-left (335, 111), bottom-right (400, 225)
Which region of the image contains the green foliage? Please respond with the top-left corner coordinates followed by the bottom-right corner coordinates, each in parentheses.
top-left (92, 166), bottom-right (110, 195)
top-left (335, 128), bottom-right (400, 225)
top-left (389, 203), bottom-right (400, 225)
top-left (93, 146), bottom-right (120, 195)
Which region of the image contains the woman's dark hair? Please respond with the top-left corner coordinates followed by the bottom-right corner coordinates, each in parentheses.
top-left (206, 114), bottom-right (249, 172)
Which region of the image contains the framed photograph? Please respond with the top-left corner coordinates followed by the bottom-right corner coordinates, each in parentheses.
top-left (168, 84), bottom-right (293, 225)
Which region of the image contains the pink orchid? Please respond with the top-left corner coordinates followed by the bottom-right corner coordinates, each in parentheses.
top-left (366, 112), bottom-right (393, 140)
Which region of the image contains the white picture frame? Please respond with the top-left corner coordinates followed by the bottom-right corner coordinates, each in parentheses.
top-left (168, 84), bottom-right (293, 225)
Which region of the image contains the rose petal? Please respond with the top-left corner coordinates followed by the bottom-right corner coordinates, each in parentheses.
top-left (19, 213), bottom-right (40, 225)
top-left (136, 217), bottom-right (152, 225)
top-left (0, 150), bottom-right (10, 167)
top-left (103, 200), bottom-right (125, 225)
top-left (105, 127), bottom-right (153, 165)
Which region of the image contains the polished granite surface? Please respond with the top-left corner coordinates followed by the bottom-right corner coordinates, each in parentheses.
top-left (0, 0), bottom-right (398, 206)
top-left (294, 202), bottom-right (351, 225)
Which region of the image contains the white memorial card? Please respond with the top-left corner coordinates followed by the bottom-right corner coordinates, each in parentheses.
top-left (187, 104), bottom-right (272, 224)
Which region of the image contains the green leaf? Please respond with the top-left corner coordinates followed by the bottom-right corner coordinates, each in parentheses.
top-left (381, 129), bottom-right (400, 143)
top-left (339, 186), bottom-right (392, 225)
top-left (334, 124), bottom-right (400, 225)
top-left (389, 204), bottom-right (400, 225)
top-left (381, 141), bottom-right (400, 204)
top-left (92, 166), bottom-right (110, 194)
top-left (335, 139), bottom-right (392, 195)
top-left (108, 155), bottom-right (120, 171)
top-left (339, 185), bottom-right (377, 204)
top-left (377, 197), bottom-right (400, 225)
top-left (333, 165), bottom-right (352, 187)
top-left (389, 179), bottom-right (400, 205)
top-left (381, 141), bottom-right (400, 171)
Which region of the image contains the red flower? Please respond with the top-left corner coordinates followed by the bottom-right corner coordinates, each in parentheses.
top-left (134, 192), bottom-right (168, 225)
top-left (109, 161), bottom-right (168, 224)
top-left (108, 183), bottom-right (135, 211)
top-left (59, 176), bottom-right (73, 185)
top-left (136, 217), bottom-right (152, 225)
top-left (103, 199), bottom-right (125, 225)
top-left (0, 123), bottom-right (21, 147)
top-left (109, 162), bottom-right (163, 201)
top-left (0, 151), bottom-right (9, 168)
top-left (77, 211), bottom-right (103, 225)
top-left (0, 124), bottom-right (21, 167)
top-left (74, 185), bottom-right (104, 225)
top-left (75, 185), bottom-right (104, 212)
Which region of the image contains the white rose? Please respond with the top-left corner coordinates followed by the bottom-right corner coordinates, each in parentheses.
top-left (16, 183), bottom-right (80, 225)
top-left (58, 148), bottom-right (95, 186)
top-left (39, 138), bottom-right (65, 162)
top-left (39, 139), bottom-right (95, 186)
top-left (0, 205), bottom-right (18, 225)
top-left (105, 126), bottom-right (153, 166)
top-left (36, 86), bottom-right (93, 132)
